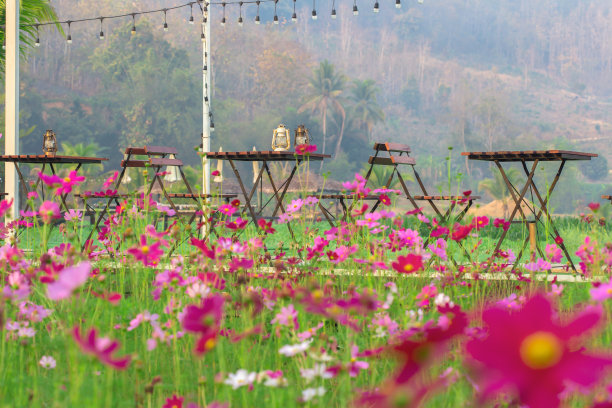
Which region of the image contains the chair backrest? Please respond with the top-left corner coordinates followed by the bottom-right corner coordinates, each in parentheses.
top-left (124, 146), bottom-right (178, 156)
top-left (368, 156), bottom-right (416, 166)
top-left (373, 142), bottom-right (411, 154)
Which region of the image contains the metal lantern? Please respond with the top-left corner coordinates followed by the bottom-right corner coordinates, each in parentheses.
top-left (42, 129), bottom-right (58, 157)
top-left (294, 124), bottom-right (310, 146)
top-left (271, 124), bottom-right (290, 151)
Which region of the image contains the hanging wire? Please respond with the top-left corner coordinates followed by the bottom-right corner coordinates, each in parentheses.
top-left (131, 13), bottom-right (137, 34)
top-left (35, 25), bottom-right (40, 46)
top-left (255, 0), bottom-right (261, 24)
top-left (163, 9), bottom-right (169, 31)
top-left (99, 18), bottom-right (105, 39)
top-left (312, 0), bottom-right (317, 20)
top-left (221, 2), bottom-right (226, 26)
top-left (189, 3), bottom-right (195, 24)
top-left (66, 21), bottom-right (72, 44)
top-left (238, 1), bottom-right (244, 26)
top-left (273, 0), bottom-right (279, 24)
top-left (292, 0), bottom-right (297, 22)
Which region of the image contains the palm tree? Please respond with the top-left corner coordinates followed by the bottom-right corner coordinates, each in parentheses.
top-left (298, 61), bottom-right (346, 164)
top-left (343, 79), bottom-right (384, 157)
top-left (60, 142), bottom-right (106, 175)
top-left (478, 167), bottom-right (523, 218)
top-left (363, 164), bottom-right (413, 191)
top-left (0, 0), bottom-right (62, 71)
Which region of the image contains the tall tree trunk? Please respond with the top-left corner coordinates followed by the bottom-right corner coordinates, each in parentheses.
top-left (332, 115), bottom-right (346, 159)
top-left (319, 108), bottom-right (327, 173)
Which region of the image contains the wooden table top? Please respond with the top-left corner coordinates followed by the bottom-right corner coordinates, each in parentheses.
top-left (205, 151), bottom-right (331, 162)
top-left (0, 155), bottom-right (108, 164)
top-left (461, 150), bottom-right (597, 162)
top-left (603, 195), bottom-right (612, 201)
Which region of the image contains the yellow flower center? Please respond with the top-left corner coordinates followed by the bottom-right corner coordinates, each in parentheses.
top-left (607, 288), bottom-right (612, 294)
top-left (204, 338), bottom-right (216, 350)
top-left (141, 245), bottom-right (150, 254)
top-left (64, 177), bottom-right (71, 183)
top-left (519, 331), bottom-right (563, 369)
top-left (404, 264), bottom-right (414, 273)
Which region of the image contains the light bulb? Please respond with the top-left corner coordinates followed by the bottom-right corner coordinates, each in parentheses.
top-left (238, 17), bottom-right (243, 26)
top-left (164, 23), bottom-right (169, 32)
top-left (373, 2), bottom-right (379, 12)
top-left (274, 15), bottom-right (279, 24)
top-left (255, 15), bottom-right (260, 24)
top-left (99, 31), bottom-right (105, 40)
top-left (292, 12), bottom-right (297, 22)
top-left (418, 0), bottom-right (424, 3)
top-left (353, 5), bottom-right (359, 15)
top-left (189, 15), bottom-right (195, 24)
top-left (220, 17), bottom-right (226, 26)
top-left (35, 38), bottom-right (40, 47)
top-left (67, 35), bottom-right (72, 44)
top-left (312, 10), bottom-right (317, 19)
top-left (132, 26), bottom-right (136, 34)
top-left (331, 9), bottom-right (337, 18)
top-left (210, 121), bottom-right (215, 131)
top-left (203, 65), bottom-right (207, 72)
top-left (395, 0), bottom-right (401, 8)
top-left (201, 33), bottom-right (206, 42)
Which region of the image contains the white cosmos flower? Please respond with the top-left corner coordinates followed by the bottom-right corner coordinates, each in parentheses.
top-left (300, 364), bottom-right (333, 383)
top-left (224, 369), bottom-right (256, 390)
top-left (39, 355), bottom-right (56, 369)
top-left (279, 340), bottom-right (312, 357)
top-left (302, 386), bottom-right (326, 402)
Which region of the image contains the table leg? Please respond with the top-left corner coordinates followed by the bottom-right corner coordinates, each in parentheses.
top-left (488, 160), bottom-right (539, 268)
top-left (228, 159), bottom-right (258, 224)
top-left (494, 160), bottom-right (529, 221)
top-left (318, 201), bottom-right (336, 227)
top-left (266, 162), bottom-right (296, 217)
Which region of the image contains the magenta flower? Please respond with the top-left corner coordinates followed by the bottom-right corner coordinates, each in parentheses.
top-left (103, 171), bottom-right (119, 188)
top-left (348, 345), bottom-right (370, 377)
top-left (228, 257), bottom-right (254, 272)
top-left (0, 199), bottom-right (13, 218)
top-left (545, 244), bottom-right (563, 263)
top-left (295, 144), bottom-right (317, 155)
top-left (493, 217), bottom-right (510, 231)
top-left (416, 284), bottom-right (438, 308)
top-left (39, 201), bottom-right (60, 224)
top-left (472, 216), bottom-right (490, 230)
top-left (47, 262), bottom-right (91, 300)
top-left (465, 294), bottom-right (612, 407)
top-left (271, 304), bottom-right (298, 328)
top-left (217, 204), bottom-right (237, 217)
top-left (72, 326), bottom-right (131, 370)
top-left (56, 170), bottom-right (85, 195)
top-left (127, 235), bottom-right (164, 266)
top-left (181, 294), bottom-right (224, 355)
top-left (591, 279), bottom-right (612, 302)
top-left (524, 258), bottom-right (552, 273)
top-left (391, 254), bottom-right (423, 274)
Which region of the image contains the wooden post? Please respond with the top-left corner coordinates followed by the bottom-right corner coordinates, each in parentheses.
top-left (4, 0), bottom-right (20, 221)
top-left (528, 221), bottom-right (536, 256)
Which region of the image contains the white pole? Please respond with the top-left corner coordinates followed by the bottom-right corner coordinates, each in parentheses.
top-left (5, 0), bottom-right (20, 221)
top-left (202, 2), bottom-right (211, 196)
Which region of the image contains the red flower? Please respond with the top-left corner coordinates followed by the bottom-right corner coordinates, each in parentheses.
top-left (379, 194), bottom-right (391, 206)
top-left (72, 326), bottom-right (131, 370)
top-left (391, 254), bottom-right (423, 274)
top-left (465, 294), bottom-right (612, 407)
top-left (463, 190), bottom-right (472, 196)
top-left (163, 395), bottom-right (184, 408)
top-left (211, 170), bottom-right (220, 177)
top-left (554, 235), bottom-right (564, 245)
top-left (406, 207), bottom-right (424, 216)
top-left (230, 199), bottom-right (241, 207)
top-left (190, 238), bottom-right (216, 260)
top-left (258, 218), bottom-right (276, 234)
top-left (228, 257), bottom-right (254, 272)
top-left (472, 216), bottom-right (489, 230)
top-left (451, 224), bottom-right (473, 241)
top-left (181, 294), bottom-right (225, 355)
top-left (295, 144), bottom-right (317, 155)
top-left (493, 217), bottom-right (510, 231)
top-left (588, 202), bottom-right (601, 213)
top-left (127, 235), bottom-right (164, 266)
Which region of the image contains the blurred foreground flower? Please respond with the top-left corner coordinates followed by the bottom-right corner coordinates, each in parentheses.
top-left (72, 326), bottom-right (131, 370)
top-left (47, 262), bottom-right (90, 300)
top-left (465, 294), bottom-right (612, 407)
top-left (181, 294), bottom-right (224, 355)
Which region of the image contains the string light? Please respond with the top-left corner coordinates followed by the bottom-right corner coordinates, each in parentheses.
top-left (131, 14), bottom-right (136, 34)
top-left (292, 0), bottom-right (297, 22)
top-left (312, 0), bottom-right (317, 20)
top-left (209, 112), bottom-right (215, 132)
top-left (373, 1), bottom-right (379, 13)
top-left (331, 0), bottom-right (336, 19)
top-left (273, 0), bottom-right (279, 24)
top-left (99, 18), bottom-right (105, 40)
top-left (189, 3), bottom-right (195, 24)
top-left (35, 25), bottom-right (40, 46)
top-left (221, 3), bottom-right (226, 26)
top-left (418, 0), bottom-right (424, 3)
top-left (66, 21), bottom-right (72, 44)
top-left (395, 0), bottom-right (401, 9)
top-left (255, 1), bottom-right (261, 24)
top-left (353, 0), bottom-right (359, 16)
top-left (202, 3), bottom-right (208, 25)
top-left (201, 24), bottom-right (206, 41)
top-left (238, 2), bottom-right (244, 26)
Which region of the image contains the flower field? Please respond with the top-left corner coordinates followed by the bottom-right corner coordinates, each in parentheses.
top-left (1, 170), bottom-right (612, 408)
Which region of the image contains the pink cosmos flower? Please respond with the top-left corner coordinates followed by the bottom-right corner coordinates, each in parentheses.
top-left (472, 216), bottom-right (490, 230)
top-left (64, 209), bottom-right (82, 222)
top-left (591, 279), bottom-right (612, 302)
top-left (56, 170), bottom-right (86, 195)
top-left (379, 194), bottom-right (391, 206)
top-left (524, 258), bottom-right (552, 273)
top-left (451, 224), bottom-right (473, 242)
top-left (392, 254), bottom-right (423, 274)
top-left (103, 171), bottom-right (119, 188)
top-left (47, 262), bottom-right (91, 300)
top-left (416, 284), bottom-right (438, 308)
top-left (465, 294), bottom-right (612, 407)
top-left (163, 395), bottom-right (184, 408)
top-left (217, 204), bottom-right (237, 217)
top-left (588, 202), bottom-right (601, 213)
top-left (39, 201), bottom-right (60, 224)
top-left (295, 144), bottom-right (317, 155)
top-left (493, 217), bottom-right (510, 231)
top-left (228, 257), bottom-right (254, 272)
top-left (258, 219), bottom-right (276, 234)
top-left (428, 238), bottom-right (447, 261)
top-left (0, 199), bottom-right (13, 218)
top-left (545, 244), bottom-right (563, 263)
top-left (72, 326), bottom-right (131, 370)
top-left (127, 235), bottom-right (164, 266)
top-left (181, 294), bottom-right (224, 355)
top-left (348, 345), bottom-right (369, 377)
top-left (286, 198), bottom-right (304, 213)
top-left (271, 304), bottom-right (298, 328)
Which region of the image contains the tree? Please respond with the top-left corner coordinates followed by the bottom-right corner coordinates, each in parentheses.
top-left (0, 0), bottom-right (61, 71)
top-left (341, 79), bottom-right (384, 157)
top-left (60, 141), bottom-right (105, 175)
top-left (298, 61), bottom-right (346, 164)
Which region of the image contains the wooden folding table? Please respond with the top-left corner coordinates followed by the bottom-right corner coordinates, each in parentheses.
top-left (462, 150), bottom-right (597, 271)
